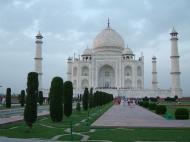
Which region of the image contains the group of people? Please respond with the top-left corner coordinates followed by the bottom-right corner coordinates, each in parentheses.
top-left (114, 97), bottom-right (137, 106)
top-left (95, 87), bottom-right (117, 89)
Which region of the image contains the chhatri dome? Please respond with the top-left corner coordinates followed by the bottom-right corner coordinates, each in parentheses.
top-left (122, 47), bottom-right (133, 55)
top-left (82, 47), bottom-right (92, 55)
top-left (93, 19), bottom-right (125, 49)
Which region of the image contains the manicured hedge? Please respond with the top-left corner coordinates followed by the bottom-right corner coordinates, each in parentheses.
top-left (175, 108), bottom-right (189, 120)
top-left (138, 101), bottom-right (143, 106)
top-left (148, 103), bottom-right (157, 110)
top-left (155, 105), bottom-right (167, 114)
top-left (142, 101), bottom-right (149, 108)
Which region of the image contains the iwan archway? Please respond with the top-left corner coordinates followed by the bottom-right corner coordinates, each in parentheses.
top-left (98, 65), bottom-right (115, 88)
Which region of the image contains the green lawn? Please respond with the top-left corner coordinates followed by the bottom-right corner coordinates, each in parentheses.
top-left (159, 101), bottom-right (190, 119)
top-left (0, 102), bottom-right (190, 141)
top-left (0, 103), bottom-right (112, 141)
top-left (89, 128), bottom-right (190, 142)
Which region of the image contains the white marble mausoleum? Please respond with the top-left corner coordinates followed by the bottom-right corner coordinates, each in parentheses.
top-left (65, 21), bottom-right (182, 98)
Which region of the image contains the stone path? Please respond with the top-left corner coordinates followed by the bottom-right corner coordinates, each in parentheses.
top-left (92, 104), bottom-right (190, 128)
top-left (0, 111), bottom-right (49, 125)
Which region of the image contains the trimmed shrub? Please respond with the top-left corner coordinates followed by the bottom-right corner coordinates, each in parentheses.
top-left (76, 102), bottom-right (81, 112)
top-left (49, 77), bottom-right (64, 122)
top-left (82, 88), bottom-right (89, 111)
top-left (142, 101), bottom-right (149, 108)
top-left (6, 88), bottom-right (11, 108)
top-left (149, 97), bottom-right (157, 102)
top-left (24, 72), bottom-right (38, 128)
top-left (156, 105), bottom-right (167, 114)
top-left (174, 95), bottom-right (178, 101)
top-left (20, 90), bottom-right (25, 107)
top-left (138, 101), bottom-right (143, 106)
top-left (165, 97), bottom-right (175, 102)
top-left (143, 96), bottom-right (149, 102)
top-left (148, 103), bottom-right (157, 110)
top-left (63, 81), bottom-right (73, 117)
top-left (89, 88), bottom-right (94, 109)
top-left (38, 91), bottom-right (43, 105)
top-left (175, 108), bottom-right (189, 120)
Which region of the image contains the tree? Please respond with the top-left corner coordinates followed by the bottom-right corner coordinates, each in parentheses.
top-left (38, 91), bottom-right (43, 105)
top-left (76, 102), bottom-right (81, 111)
top-left (6, 88), bottom-right (11, 108)
top-left (82, 88), bottom-right (89, 111)
top-left (79, 94), bottom-right (82, 102)
top-left (63, 81), bottom-right (73, 117)
top-left (24, 72), bottom-right (38, 128)
top-left (89, 88), bottom-right (94, 109)
top-left (49, 77), bottom-right (64, 122)
top-left (20, 90), bottom-right (25, 107)
top-left (174, 95), bottom-right (178, 101)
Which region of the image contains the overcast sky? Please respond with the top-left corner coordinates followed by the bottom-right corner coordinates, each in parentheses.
top-left (0, 0), bottom-right (190, 96)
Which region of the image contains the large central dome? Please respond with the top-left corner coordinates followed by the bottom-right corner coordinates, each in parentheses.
top-left (93, 27), bottom-right (125, 49)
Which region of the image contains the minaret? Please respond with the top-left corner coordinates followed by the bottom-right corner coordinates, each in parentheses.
top-left (67, 57), bottom-right (72, 81)
top-left (152, 56), bottom-right (158, 90)
top-left (35, 31), bottom-right (43, 91)
top-left (170, 27), bottom-right (182, 97)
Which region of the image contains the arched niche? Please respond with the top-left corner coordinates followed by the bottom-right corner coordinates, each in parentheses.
top-left (125, 66), bottom-right (132, 76)
top-left (73, 67), bottom-right (77, 76)
top-left (137, 66), bottom-right (142, 76)
top-left (81, 66), bottom-right (89, 76)
top-left (98, 65), bottom-right (115, 88)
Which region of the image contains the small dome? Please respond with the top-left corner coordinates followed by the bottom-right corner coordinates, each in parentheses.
top-left (68, 57), bottom-right (72, 60)
top-left (93, 27), bottom-right (125, 49)
top-left (82, 48), bottom-right (92, 55)
top-left (122, 47), bottom-right (133, 55)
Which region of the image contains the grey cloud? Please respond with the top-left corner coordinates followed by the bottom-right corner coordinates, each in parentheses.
top-left (0, 0), bottom-right (189, 96)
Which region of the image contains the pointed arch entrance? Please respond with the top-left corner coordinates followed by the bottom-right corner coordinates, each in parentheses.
top-left (98, 65), bottom-right (115, 88)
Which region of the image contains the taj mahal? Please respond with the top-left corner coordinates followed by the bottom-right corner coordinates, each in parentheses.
top-left (34, 20), bottom-right (182, 98)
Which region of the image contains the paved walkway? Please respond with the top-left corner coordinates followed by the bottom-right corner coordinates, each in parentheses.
top-left (0, 111), bottom-right (49, 125)
top-left (92, 104), bottom-right (190, 128)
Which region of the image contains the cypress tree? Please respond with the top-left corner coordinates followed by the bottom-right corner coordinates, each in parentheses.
top-left (38, 91), bottom-right (43, 105)
top-left (49, 77), bottom-right (64, 122)
top-left (76, 102), bottom-right (81, 112)
top-left (89, 88), bottom-right (94, 109)
top-left (20, 90), bottom-right (25, 107)
top-left (82, 88), bottom-right (89, 111)
top-left (63, 81), bottom-right (73, 117)
top-left (93, 91), bottom-right (97, 107)
top-left (80, 94), bottom-right (82, 102)
top-left (24, 72), bottom-right (38, 128)
top-left (6, 88), bottom-right (11, 108)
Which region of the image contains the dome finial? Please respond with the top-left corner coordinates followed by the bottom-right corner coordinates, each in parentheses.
top-left (172, 26), bottom-right (176, 33)
top-left (107, 17), bottom-right (110, 28)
